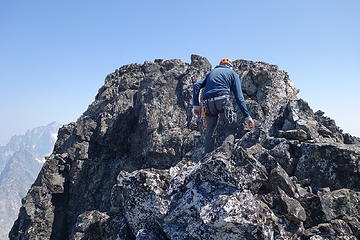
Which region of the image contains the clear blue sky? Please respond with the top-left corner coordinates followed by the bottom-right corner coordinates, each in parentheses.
top-left (0, 0), bottom-right (359, 145)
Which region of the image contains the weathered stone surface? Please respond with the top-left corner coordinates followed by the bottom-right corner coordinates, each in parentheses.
top-left (279, 129), bottom-right (308, 141)
top-left (71, 210), bottom-right (110, 240)
top-left (302, 219), bottom-right (356, 240)
top-left (135, 227), bottom-right (169, 240)
top-left (196, 190), bottom-right (275, 240)
top-left (233, 60), bottom-right (298, 116)
top-left (299, 193), bottom-right (326, 228)
top-left (275, 187), bottom-right (306, 222)
top-left (270, 164), bottom-right (297, 197)
top-left (268, 141), bottom-right (292, 169)
top-left (315, 110), bottom-right (346, 143)
top-left (71, 212), bottom-right (134, 240)
top-left (116, 169), bottom-right (171, 235)
top-left (162, 144), bottom-right (272, 240)
top-left (298, 189), bottom-right (360, 232)
top-left (101, 214), bottom-right (134, 240)
top-left (320, 189), bottom-right (360, 221)
top-left (295, 143), bottom-right (360, 192)
top-left (10, 55), bottom-right (360, 240)
top-left (280, 100), bottom-right (319, 141)
top-left (9, 186), bottom-right (54, 240)
top-left (343, 216), bottom-right (360, 238)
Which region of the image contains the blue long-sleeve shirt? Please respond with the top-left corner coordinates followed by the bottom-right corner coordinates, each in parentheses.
top-left (192, 65), bottom-right (251, 118)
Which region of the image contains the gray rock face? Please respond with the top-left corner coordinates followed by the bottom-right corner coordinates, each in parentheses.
top-left (9, 55), bottom-right (360, 239)
top-left (295, 143), bottom-right (360, 192)
top-left (0, 122), bottom-right (60, 240)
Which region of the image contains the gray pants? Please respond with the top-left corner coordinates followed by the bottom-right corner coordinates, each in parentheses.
top-left (204, 97), bottom-right (235, 153)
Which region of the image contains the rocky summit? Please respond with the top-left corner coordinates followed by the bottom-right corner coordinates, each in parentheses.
top-left (9, 55), bottom-right (360, 240)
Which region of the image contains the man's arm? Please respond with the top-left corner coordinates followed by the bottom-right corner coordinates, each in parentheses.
top-left (192, 77), bottom-right (207, 107)
top-left (231, 73), bottom-right (251, 119)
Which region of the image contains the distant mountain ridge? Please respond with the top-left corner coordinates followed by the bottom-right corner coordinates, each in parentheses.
top-left (0, 122), bottom-right (59, 170)
top-left (0, 122), bottom-right (60, 240)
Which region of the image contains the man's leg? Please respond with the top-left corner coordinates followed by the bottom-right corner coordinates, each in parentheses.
top-left (204, 114), bottom-right (218, 153)
top-left (216, 98), bottom-right (237, 145)
top-left (215, 111), bottom-right (233, 144)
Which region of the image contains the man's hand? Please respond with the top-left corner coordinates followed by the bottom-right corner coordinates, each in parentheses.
top-left (192, 106), bottom-right (201, 116)
top-left (246, 117), bottom-right (256, 129)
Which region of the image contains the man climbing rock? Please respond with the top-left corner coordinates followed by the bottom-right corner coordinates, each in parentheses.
top-left (192, 58), bottom-right (255, 153)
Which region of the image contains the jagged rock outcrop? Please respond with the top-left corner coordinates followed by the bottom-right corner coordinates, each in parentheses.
top-left (10, 55), bottom-right (360, 240)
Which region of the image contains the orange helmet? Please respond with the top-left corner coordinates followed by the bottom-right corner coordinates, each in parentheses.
top-left (219, 58), bottom-right (233, 66)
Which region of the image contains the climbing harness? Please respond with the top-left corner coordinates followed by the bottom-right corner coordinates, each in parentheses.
top-left (202, 94), bottom-right (237, 125)
top-left (224, 105), bottom-right (237, 124)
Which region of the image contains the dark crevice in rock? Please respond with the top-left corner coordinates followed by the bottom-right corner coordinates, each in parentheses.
top-left (104, 108), bottom-right (138, 154)
top-left (174, 73), bottom-right (188, 110)
top-left (50, 172), bottom-right (70, 240)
